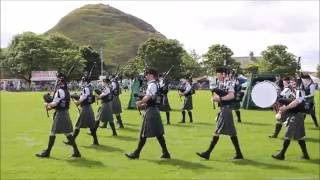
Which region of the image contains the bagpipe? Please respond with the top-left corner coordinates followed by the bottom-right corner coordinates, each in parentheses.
top-left (42, 60), bottom-right (80, 117)
top-left (70, 63), bottom-right (97, 106)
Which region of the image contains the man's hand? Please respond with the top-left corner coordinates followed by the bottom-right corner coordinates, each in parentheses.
top-left (279, 105), bottom-right (288, 113)
top-left (212, 95), bottom-right (220, 102)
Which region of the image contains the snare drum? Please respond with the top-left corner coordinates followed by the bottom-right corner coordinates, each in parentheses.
top-left (251, 81), bottom-right (280, 108)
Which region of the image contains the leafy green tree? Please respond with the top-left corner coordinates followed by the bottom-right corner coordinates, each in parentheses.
top-left (261, 44), bottom-right (298, 76)
top-left (3, 32), bottom-right (50, 84)
top-left (244, 63), bottom-right (259, 74)
top-left (2, 32), bottom-right (86, 84)
top-left (181, 50), bottom-right (204, 78)
top-left (202, 44), bottom-right (240, 76)
top-left (80, 45), bottom-right (101, 80)
top-left (136, 37), bottom-right (185, 79)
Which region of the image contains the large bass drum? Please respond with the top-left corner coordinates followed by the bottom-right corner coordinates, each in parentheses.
top-left (251, 81), bottom-right (280, 108)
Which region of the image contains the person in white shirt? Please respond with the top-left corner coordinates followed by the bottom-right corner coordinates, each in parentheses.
top-left (178, 76), bottom-right (194, 123)
top-left (125, 69), bottom-right (170, 159)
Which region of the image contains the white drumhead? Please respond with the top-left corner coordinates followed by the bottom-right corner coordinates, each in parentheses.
top-left (251, 81), bottom-right (278, 108)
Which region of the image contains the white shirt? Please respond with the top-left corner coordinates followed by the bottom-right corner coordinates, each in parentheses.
top-left (53, 89), bottom-right (65, 103)
top-left (183, 82), bottom-right (192, 94)
top-left (218, 80), bottom-right (235, 93)
top-left (100, 85), bottom-right (111, 97)
top-left (111, 81), bottom-right (117, 91)
top-left (280, 87), bottom-right (295, 99)
top-left (146, 80), bottom-right (157, 96)
top-left (79, 86), bottom-right (90, 102)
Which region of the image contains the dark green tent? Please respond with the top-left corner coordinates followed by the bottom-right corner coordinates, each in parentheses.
top-left (241, 73), bottom-right (277, 109)
top-left (127, 77), bottom-right (141, 109)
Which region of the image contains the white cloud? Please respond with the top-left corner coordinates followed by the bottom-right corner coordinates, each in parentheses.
top-left (1, 1), bottom-right (319, 71)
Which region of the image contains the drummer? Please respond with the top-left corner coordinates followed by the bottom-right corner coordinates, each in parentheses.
top-left (269, 76), bottom-right (294, 138)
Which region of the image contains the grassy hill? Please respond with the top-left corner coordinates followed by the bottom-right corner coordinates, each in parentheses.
top-left (1, 91), bottom-right (319, 179)
top-left (47, 4), bottom-right (165, 66)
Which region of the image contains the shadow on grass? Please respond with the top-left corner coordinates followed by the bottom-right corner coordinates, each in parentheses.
top-left (194, 122), bottom-right (214, 126)
top-left (121, 126), bottom-right (140, 133)
top-left (305, 137), bottom-right (320, 143)
top-left (66, 158), bottom-right (105, 167)
top-left (82, 144), bottom-right (124, 152)
top-left (168, 123), bottom-right (194, 128)
top-left (125, 122), bottom-right (140, 127)
top-left (146, 158), bottom-right (211, 170)
top-left (240, 121), bottom-right (271, 126)
top-left (230, 159), bottom-right (296, 170)
top-left (50, 157), bottom-right (105, 167)
top-left (302, 158), bottom-right (320, 165)
top-left (308, 127), bottom-right (320, 131)
top-left (113, 135), bottom-right (138, 141)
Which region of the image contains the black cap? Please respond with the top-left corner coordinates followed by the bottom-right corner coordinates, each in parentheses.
top-left (216, 67), bottom-right (227, 73)
top-left (282, 76), bottom-right (291, 81)
top-left (145, 68), bottom-right (158, 76)
top-left (103, 77), bottom-right (110, 83)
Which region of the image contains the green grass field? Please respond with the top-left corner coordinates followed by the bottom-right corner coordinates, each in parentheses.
top-left (1, 91), bottom-right (319, 180)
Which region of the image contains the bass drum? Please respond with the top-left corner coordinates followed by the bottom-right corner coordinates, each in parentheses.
top-left (251, 81), bottom-right (280, 108)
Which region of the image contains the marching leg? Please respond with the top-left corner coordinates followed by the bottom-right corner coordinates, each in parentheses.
top-left (235, 110), bottom-right (241, 123)
top-left (116, 114), bottom-right (125, 128)
top-left (272, 139), bottom-right (290, 160)
top-left (180, 111), bottom-right (186, 123)
top-left (125, 137), bottom-right (147, 159)
top-left (90, 128), bottom-right (99, 145)
top-left (64, 128), bottom-right (80, 145)
top-left (188, 111), bottom-right (193, 123)
top-left (298, 140), bottom-right (310, 159)
top-left (66, 135), bottom-right (81, 158)
top-left (109, 121), bottom-right (117, 136)
top-left (166, 112), bottom-right (170, 124)
top-left (230, 136), bottom-right (244, 159)
top-left (196, 136), bottom-right (219, 160)
top-left (36, 135), bottom-right (56, 158)
top-left (156, 135), bottom-right (170, 159)
top-left (269, 123), bottom-right (282, 138)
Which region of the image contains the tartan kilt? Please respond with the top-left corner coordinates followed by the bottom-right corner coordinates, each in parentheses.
top-left (140, 106), bottom-right (165, 138)
top-left (158, 94), bottom-right (171, 112)
top-left (284, 112), bottom-right (305, 140)
top-left (96, 102), bottom-right (114, 123)
top-left (51, 110), bottom-right (73, 134)
top-left (231, 101), bottom-right (241, 110)
top-left (182, 95), bottom-right (193, 110)
top-left (214, 106), bottom-right (237, 136)
top-left (75, 105), bottom-right (95, 129)
top-left (112, 95), bottom-right (122, 114)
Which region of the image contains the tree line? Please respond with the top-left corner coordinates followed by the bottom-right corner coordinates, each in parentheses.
top-left (1, 31), bottom-right (318, 86)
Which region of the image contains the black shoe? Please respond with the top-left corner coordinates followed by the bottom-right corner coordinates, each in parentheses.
top-left (72, 152), bottom-right (81, 158)
top-left (301, 154), bottom-right (310, 160)
top-left (119, 125), bottom-right (124, 129)
top-left (233, 154), bottom-right (244, 159)
top-left (112, 133), bottom-right (118, 136)
top-left (35, 150), bottom-right (50, 158)
top-left (63, 140), bottom-right (72, 146)
top-left (196, 152), bottom-right (210, 160)
top-left (272, 153), bottom-right (285, 160)
top-left (93, 141), bottom-right (99, 145)
top-left (161, 152), bottom-right (171, 159)
top-left (167, 122), bottom-right (171, 125)
top-left (179, 121), bottom-right (185, 123)
top-left (268, 135), bottom-right (277, 138)
top-left (125, 152), bottom-right (139, 159)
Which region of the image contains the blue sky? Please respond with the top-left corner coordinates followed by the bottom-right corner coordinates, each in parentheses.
top-left (1, 1), bottom-right (319, 71)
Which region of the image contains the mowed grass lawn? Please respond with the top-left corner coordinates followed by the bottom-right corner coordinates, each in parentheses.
top-left (1, 90), bottom-right (319, 180)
